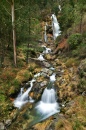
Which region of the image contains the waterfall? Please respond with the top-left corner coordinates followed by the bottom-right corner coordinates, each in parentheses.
top-left (50, 73), bottom-right (56, 82)
top-left (35, 87), bottom-right (60, 120)
top-left (51, 14), bottom-right (61, 40)
top-left (44, 23), bottom-right (47, 43)
top-left (14, 79), bottom-right (35, 109)
top-left (38, 54), bottom-right (45, 61)
top-left (41, 88), bottom-right (56, 103)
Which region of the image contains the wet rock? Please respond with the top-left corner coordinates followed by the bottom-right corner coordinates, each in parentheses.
top-left (41, 72), bottom-right (48, 77)
top-left (43, 61), bottom-right (51, 68)
top-left (0, 122), bottom-right (5, 130)
top-left (40, 81), bottom-right (48, 87)
top-left (41, 68), bottom-right (49, 73)
top-left (41, 68), bottom-right (53, 76)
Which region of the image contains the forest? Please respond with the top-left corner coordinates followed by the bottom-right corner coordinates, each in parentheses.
top-left (0, 0), bottom-right (86, 130)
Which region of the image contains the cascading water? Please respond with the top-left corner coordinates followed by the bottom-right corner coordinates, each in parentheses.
top-left (42, 46), bottom-right (51, 54)
top-left (38, 54), bottom-right (45, 61)
top-left (51, 14), bottom-right (61, 40)
top-left (44, 23), bottom-right (47, 43)
top-left (10, 13), bottom-right (61, 130)
top-left (14, 79), bottom-right (35, 109)
top-left (34, 86), bottom-right (60, 121)
top-left (50, 73), bottom-right (56, 82)
top-left (34, 73), bottom-right (60, 121)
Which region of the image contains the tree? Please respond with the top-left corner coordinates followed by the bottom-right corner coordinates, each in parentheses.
top-left (11, 0), bottom-right (17, 66)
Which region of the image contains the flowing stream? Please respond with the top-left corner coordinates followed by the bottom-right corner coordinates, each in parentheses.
top-left (13, 13), bottom-right (61, 129)
top-left (14, 79), bottom-right (36, 109)
top-left (51, 14), bottom-right (61, 40)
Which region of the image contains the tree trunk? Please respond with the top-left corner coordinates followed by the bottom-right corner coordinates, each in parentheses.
top-left (11, 0), bottom-right (17, 66)
top-left (26, 4), bottom-right (31, 64)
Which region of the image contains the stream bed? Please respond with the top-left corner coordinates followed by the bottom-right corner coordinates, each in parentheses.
top-left (8, 13), bottom-right (61, 130)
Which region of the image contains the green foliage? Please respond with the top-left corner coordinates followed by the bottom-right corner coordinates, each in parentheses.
top-left (72, 43), bottom-right (86, 57)
top-left (23, 71), bottom-right (30, 79)
top-left (73, 120), bottom-right (82, 130)
top-left (68, 33), bottom-right (82, 49)
top-left (60, 4), bottom-right (74, 30)
top-left (55, 35), bottom-right (63, 46)
top-left (51, 2), bottom-right (59, 15)
top-left (0, 94), bottom-right (6, 102)
top-left (12, 79), bottom-right (20, 87)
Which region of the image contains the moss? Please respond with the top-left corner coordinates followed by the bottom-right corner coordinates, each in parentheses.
top-left (73, 120), bottom-right (81, 130)
top-left (0, 94), bottom-right (6, 102)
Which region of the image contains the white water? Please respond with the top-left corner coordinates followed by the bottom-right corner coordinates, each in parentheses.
top-left (50, 73), bottom-right (56, 82)
top-left (43, 47), bottom-right (51, 54)
top-left (14, 79), bottom-right (35, 109)
top-left (44, 23), bottom-right (47, 43)
top-left (58, 5), bottom-right (61, 11)
top-left (38, 54), bottom-right (45, 61)
top-left (34, 73), bottom-right (59, 120)
top-left (34, 73), bottom-right (41, 78)
top-left (35, 88), bottom-right (60, 119)
top-left (51, 14), bottom-right (61, 40)
top-left (42, 45), bottom-right (51, 54)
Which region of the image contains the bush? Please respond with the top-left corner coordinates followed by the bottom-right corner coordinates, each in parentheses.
top-left (68, 33), bottom-right (82, 49)
top-left (72, 43), bottom-right (86, 57)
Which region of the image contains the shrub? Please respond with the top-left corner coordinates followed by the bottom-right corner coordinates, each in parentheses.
top-left (68, 33), bottom-right (82, 49)
top-left (72, 43), bottom-right (86, 57)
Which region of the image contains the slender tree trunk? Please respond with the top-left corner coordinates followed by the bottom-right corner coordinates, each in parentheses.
top-left (26, 0), bottom-right (31, 64)
top-left (11, 0), bottom-right (17, 66)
